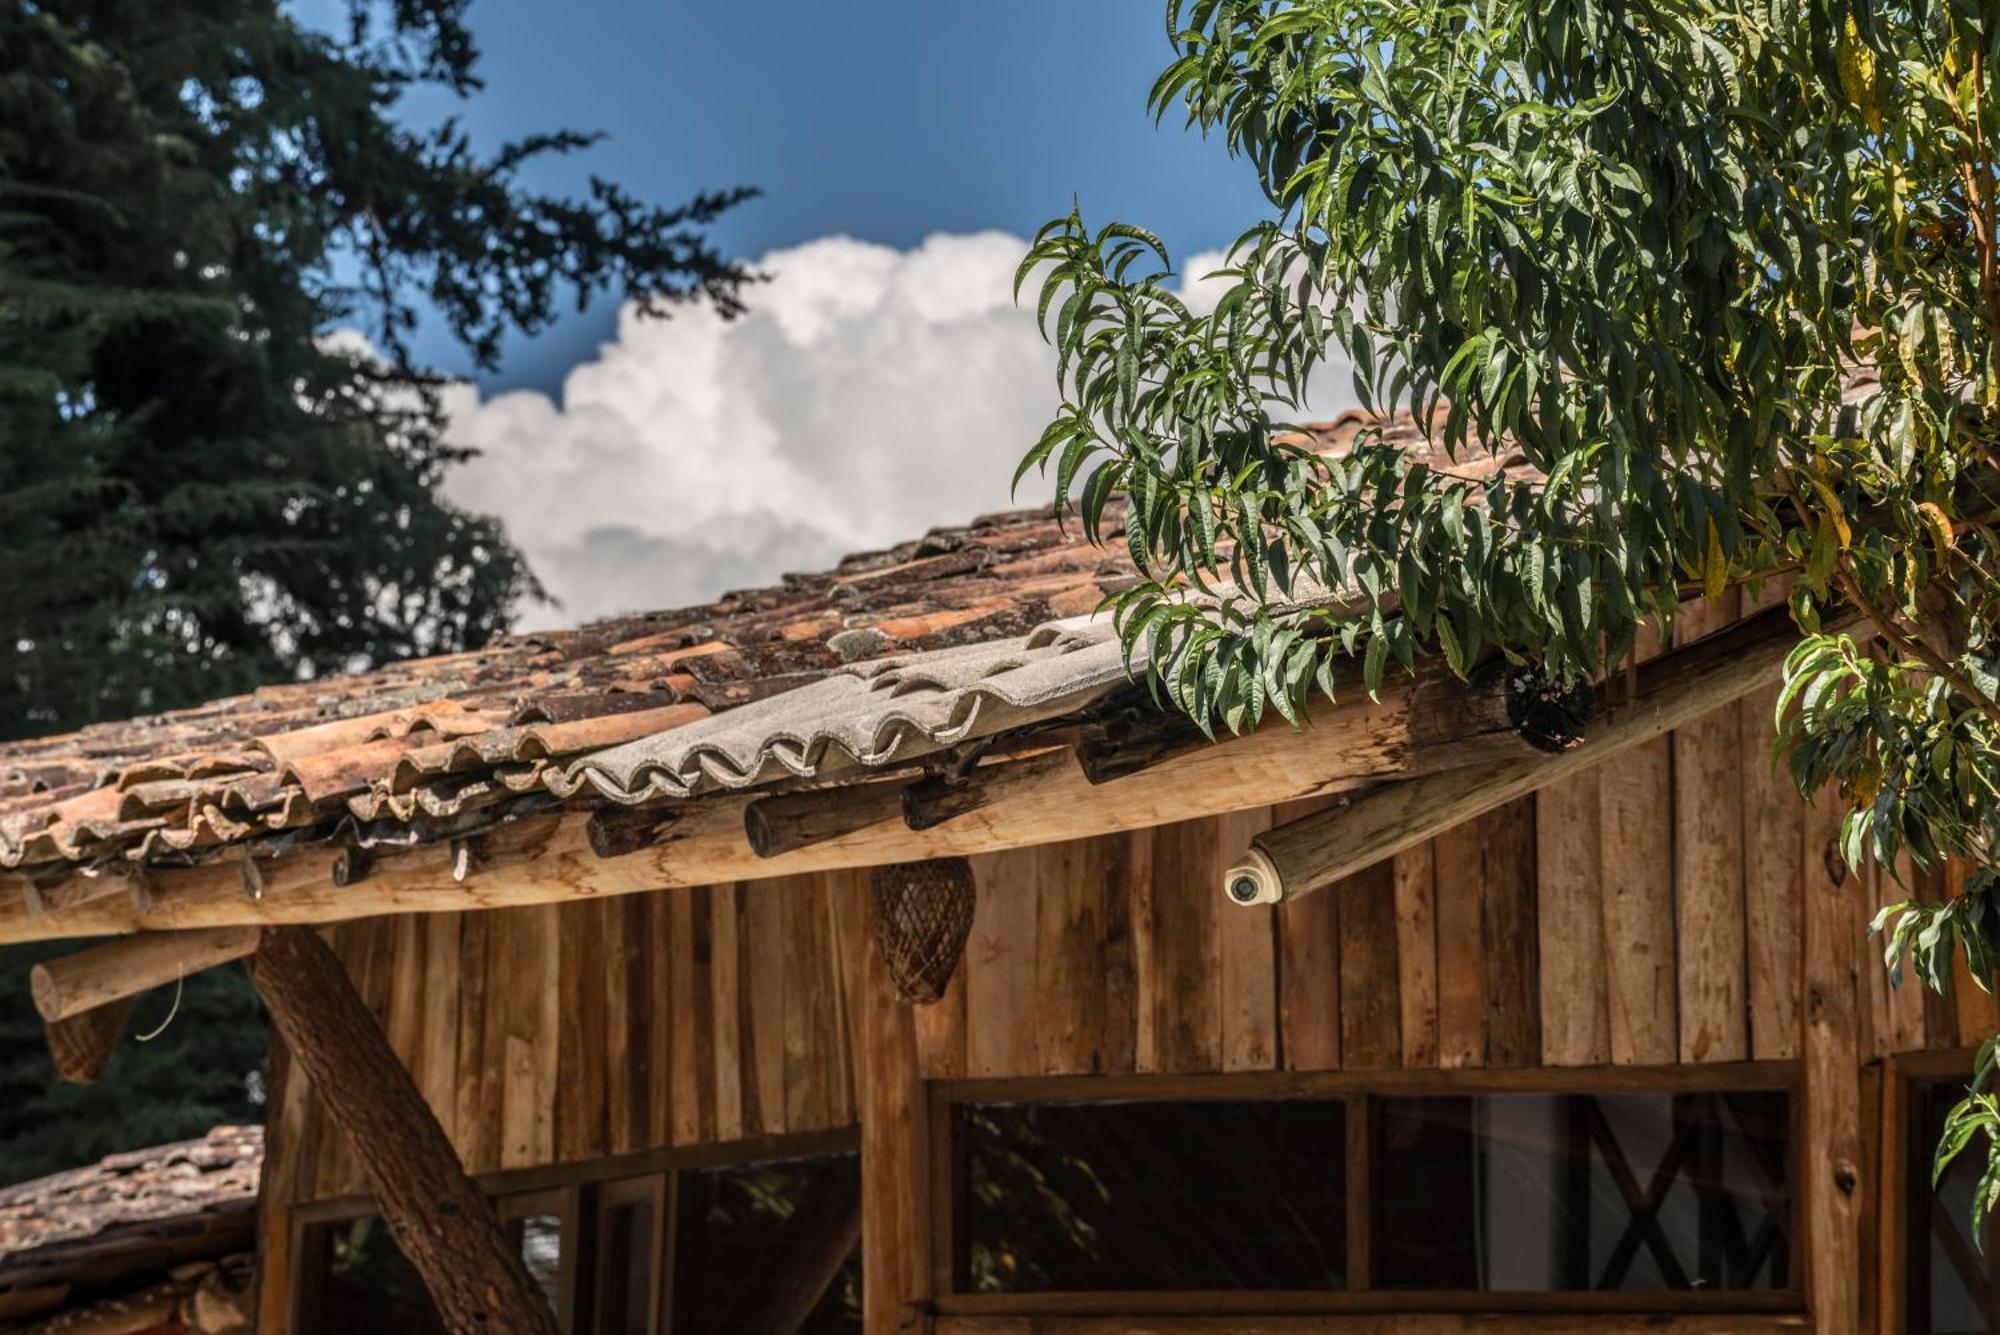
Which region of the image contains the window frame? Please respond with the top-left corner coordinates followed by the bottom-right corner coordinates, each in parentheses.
top-left (1887, 1047), bottom-right (1993, 1335)
top-left (930, 1062), bottom-right (1805, 1320)
top-left (286, 1125), bottom-right (858, 1335)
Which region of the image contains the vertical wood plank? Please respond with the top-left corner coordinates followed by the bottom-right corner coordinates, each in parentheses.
top-left (827, 869), bottom-right (867, 1128)
top-left (602, 895), bottom-right (641, 1155)
top-left (1537, 771), bottom-right (1610, 1066)
top-left (1480, 798), bottom-right (1540, 1068)
top-left (1432, 819), bottom-right (1487, 1069)
top-left (383, 916), bottom-right (425, 1072)
top-left (470, 911), bottom-right (509, 1177)
top-left (861, 918), bottom-right (930, 1335)
top-left (1098, 831), bottom-right (1140, 1077)
top-left (1128, 827), bottom-right (1160, 1072)
top-left (670, 886), bottom-right (716, 1145)
top-left (1278, 872), bottom-right (1342, 1073)
top-left (783, 873), bottom-right (839, 1131)
top-left (644, 891), bottom-right (675, 1151)
top-left (555, 900), bottom-right (606, 1162)
top-left (743, 878), bottom-right (788, 1137)
top-left (1216, 807), bottom-right (1280, 1072)
top-left (1599, 737), bottom-right (1679, 1064)
top-left (965, 848), bottom-right (1039, 1079)
top-left (1148, 817), bottom-right (1225, 1073)
top-left (1034, 839), bottom-right (1108, 1075)
top-left (499, 906), bottom-right (556, 1169)
top-left (1741, 680), bottom-right (1804, 1060)
top-left (912, 949), bottom-right (968, 1082)
top-left (1675, 703), bottom-right (1750, 1063)
top-left (1802, 791), bottom-right (1864, 1335)
top-left (417, 913), bottom-right (462, 1147)
top-left (710, 883), bottom-right (746, 1142)
top-left (255, 1034), bottom-right (306, 1333)
top-left (1338, 858), bottom-right (1402, 1069)
top-left (1392, 842), bottom-right (1439, 1069)
top-left (452, 913), bottom-right (492, 1173)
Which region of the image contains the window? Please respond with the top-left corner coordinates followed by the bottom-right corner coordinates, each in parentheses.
top-left (295, 1142), bottom-right (859, 1335)
top-left (298, 1214), bottom-right (444, 1334)
top-left (1374, 1090), bottom-right (1790, 1291)
top-left (1910, 1076), bottom-right (1999, 1334)
top-left (956, 1099), bottom-right (1347, 1291)
top-left (943, 1070), bottom-right (1798, 1312)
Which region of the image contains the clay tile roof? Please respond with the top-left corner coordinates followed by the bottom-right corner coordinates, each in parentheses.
top-left (0, 1127), bottom-right (262, 1262)
top-left (0, 411), bottom-right (1507, 881)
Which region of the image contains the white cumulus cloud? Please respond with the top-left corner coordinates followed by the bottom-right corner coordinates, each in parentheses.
top-left (434, 231), bottom-right (1354, 629)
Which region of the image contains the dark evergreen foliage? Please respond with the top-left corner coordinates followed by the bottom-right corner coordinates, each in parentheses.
top-left (0, 0), bottom-right (753, 1183)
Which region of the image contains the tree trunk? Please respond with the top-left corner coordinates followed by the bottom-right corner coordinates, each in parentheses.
top-left (245, 926), bottom-right (559, 1335)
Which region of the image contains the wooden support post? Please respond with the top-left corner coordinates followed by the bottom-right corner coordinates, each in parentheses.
top-left (1221, 603), bottom-right (1848, 904)
top-left (30, 926), bottom-right (262, 1023)
top-left (44, 998), bottom-right (134, 1083)
top-left (1802, 792), bottom-right (1864, 1335)
top-left (861, 908), bottom-right (931, 1335)
top-left (244, 926), bottom-right (560, 1335)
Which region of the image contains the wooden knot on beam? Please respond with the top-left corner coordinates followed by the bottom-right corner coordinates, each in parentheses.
top-left (869, 858), bottom-right (976, 1005)
top-left (1504, 667), bottom-right (1595, 753)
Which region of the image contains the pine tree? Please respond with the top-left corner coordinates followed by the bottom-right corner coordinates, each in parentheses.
top-left (0, 0), bottom-right (753, 1181)
top-left (0, 0), bottom-right (754, 736)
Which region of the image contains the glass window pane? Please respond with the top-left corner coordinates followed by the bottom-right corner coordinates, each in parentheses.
top-left (955, 1099), bottom-right (1348, 1292)
top-left (511, 1212), bottom-right (562, 1314)
top-left (306, 1215), bottom-right (445, 1334)
top-left (674, 1152), bottom-right (862, 1334)
top-left (595, 1193), bottom-right (656, 1335)
top-left (1373, 1090), bottom-right (1791, 1292)
top-left (1916, 1079), bottom-right (2000, 1334)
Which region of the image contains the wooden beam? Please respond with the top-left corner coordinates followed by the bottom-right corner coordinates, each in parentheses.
top-left (930, 1318), bottom-right (1809, 1335)
top-left (746, 782), bottom-right (908, 858)
top-left (44, 999), bottom-right (134, 1084)
top-left (1220, 603), bottom-right (1837, 905)
top-left (245, 925), bottom-right (560, 1335)
top-left (861, 908), bottom-right (930, 1335)
top-left (30, 926), bottom-right (262, 1022)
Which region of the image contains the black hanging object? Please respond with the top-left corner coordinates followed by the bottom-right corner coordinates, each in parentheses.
top-left (1505, 667), bottom-right (1597, 753)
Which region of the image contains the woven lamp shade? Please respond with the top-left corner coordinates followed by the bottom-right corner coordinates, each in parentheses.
top-left (870, 857), bottom-right (977, 1005)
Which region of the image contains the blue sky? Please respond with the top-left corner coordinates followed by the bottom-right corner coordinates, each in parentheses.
top-left (315, 2), bottom-right (1331, 628)
top-left (353, 0), bottom-right (1268, 392)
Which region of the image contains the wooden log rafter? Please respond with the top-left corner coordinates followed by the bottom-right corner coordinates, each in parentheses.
top-left (30, 926), bottom-right (263, 1023)
top-left (245, 925), bottom-right (560, 1335)
top-left (1221, 603), bottom-right (1854, 905)
top-left (44, 999), bottom-right (135, 1084)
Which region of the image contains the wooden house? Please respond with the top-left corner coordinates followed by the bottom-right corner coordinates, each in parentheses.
top-left (0, 410), bottom-right (1985, 1334)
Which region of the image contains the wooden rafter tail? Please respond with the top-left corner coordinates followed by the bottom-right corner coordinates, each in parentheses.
top-left (744, 781), bottom-right (908, 858)
top-left (45, 998), bottom-right (135, 1084)
top-left (29, 925), bottom-right (264, 1023)
top-left (1223, 601), bottom-right (1856, 906)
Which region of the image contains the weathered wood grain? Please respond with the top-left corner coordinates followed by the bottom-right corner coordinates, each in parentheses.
top-left (1536, 771), bottom-right (1608, 1066)
top-left (1599, 738), bottom-right (1678, 1065)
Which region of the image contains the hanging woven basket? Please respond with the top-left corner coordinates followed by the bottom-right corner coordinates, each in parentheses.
top-left (870, 857), bottom-right (977, 1005)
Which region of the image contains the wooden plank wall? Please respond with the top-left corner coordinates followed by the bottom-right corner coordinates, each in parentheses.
top-left (274, 871), bottom-right (868, 1205)
top-left (913, 686), bottom-right (1850, 1085)
top-left (269, 693), bottom-right (1974, 1200)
